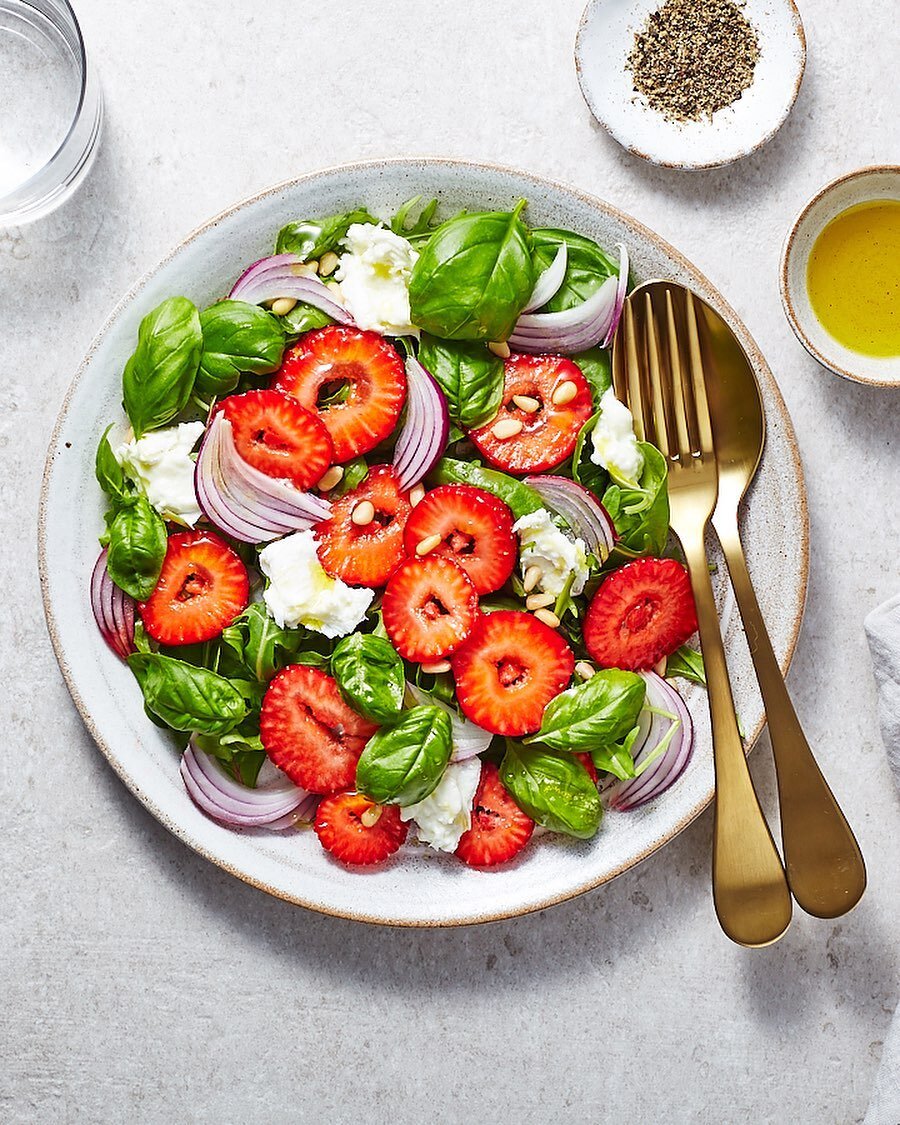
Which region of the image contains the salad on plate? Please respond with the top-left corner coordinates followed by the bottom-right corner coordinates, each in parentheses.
top-left (91, 198), bottom-right (705, 870)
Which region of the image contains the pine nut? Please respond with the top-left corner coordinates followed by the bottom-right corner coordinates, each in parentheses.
top-left (488, 340), bottom-right (511, 359)
top-left (360, 805), bottom-right (383, 828)
top-left (490, 418), bottom-right (523, 440)
top-left (296, 261), bottom-right (319, 277)
top-left (325, 280), bottom-right (344, 301)
top-left (654, 656), bottom-right (668, 676)
top-left (512, 394), bottom-right (540, 413)
top-left (318, 251), bottom-right (340, 277)
top-left (533, 608), bottom-right (560, 629)
top-left (421, 660), bottom-right (452, 675)
top-left (271, 297), bottom-right (297, 316)
top-left (416, 533), bottom-right (443, 557)
top-left (351, 500), bottom-right (375, 526)
top-left (526, 592), bottom-right (555, 610)
top-left (409, 483), bottom-right (426, 507)
top-left (317, 465), bottom-right (344, 492)
top-left (575, 661), bottom-right (595, 680)
top-left (523, 565), bottom-right (542, 593)
top-left (551, 380), bottom-right (578, 406)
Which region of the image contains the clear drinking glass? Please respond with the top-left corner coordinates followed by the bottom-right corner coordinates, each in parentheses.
top-left (0, 0), bottom-right (102, 225)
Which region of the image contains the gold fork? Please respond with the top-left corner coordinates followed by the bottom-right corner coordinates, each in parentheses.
top-left (612, 282), bottom-right (792, 947)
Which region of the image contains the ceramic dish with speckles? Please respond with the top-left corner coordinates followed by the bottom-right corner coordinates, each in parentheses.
top-left (39, 159), bottom-right (808, 926)
top-left (780, 166), bottom-right (900, 387)
top-left (575, 0), bottom-right (806, 170)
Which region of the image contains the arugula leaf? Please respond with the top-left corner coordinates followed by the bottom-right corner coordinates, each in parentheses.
top-left (530, 669), bottom-right (646, 751)
top-left (409, 202), bottom-right (535, 341)
top-left (275, 209), bottom-right (377, 260)
top-left (431, 457), bottom-right (543, 520)
top-left (122, 296), bottom-right (202, 437)
top-left (390, 196), bottom-right (440, 243)
top-left (418, 334), bottom-right (504, 428)
top-left (666, 645), bottom-right (706, 686)
top-left (530, 228), bottom-right (617, 313)
top-left (280, 301), bottom-right (333, 340)
top-left (571, 347), bottom-right (612, 404)
top-left (128, 653), bottom-right (247, 734)
top-left (571, 413), bottom-right (609, 499)
top-left (601, 443), bottom-right (670, 557)
top-left (331, 634), bottom-right (405, 724)
top-left (500, 743), bottom-right (602, 839)
top-left (105, 495), bottom-right (167, 601)
top-left (219, 603), bottom-right (309, 683)
top-left (197, 300), bottom-right (285, 396)
top-left (355, 706), bottom-right (452, 806)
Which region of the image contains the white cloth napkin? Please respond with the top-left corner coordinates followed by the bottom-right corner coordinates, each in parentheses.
top-left (863, 595), bottom-right (900, 1125)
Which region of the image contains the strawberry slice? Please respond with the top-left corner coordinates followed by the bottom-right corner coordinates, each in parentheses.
top-left (272, 325), bottom-right (406, 461)
top-left (576, 752), bottom-right (599, 785)
top-left (583, 557), bottom-right (698, 671)
top-left (382, 557), bottom-right (478, 662)
top-left (219, 388), bottom-right (333, 490)
top-left (402, 485), bottom-right (517, 595)
top-left (455, 762), bottom-right (534, 868)
top-left (314, 792), bottom-right (408, 866)
top-left (315, 464), bottom-right (411, 587)
top-left (260, 665), bottom-right (378, 794)
top-left (467, 354), bottom-right (592, 474)
top-left (138, 530), bottom-right (249, 645)
top-left (450, 610), bottom-right (574, 736)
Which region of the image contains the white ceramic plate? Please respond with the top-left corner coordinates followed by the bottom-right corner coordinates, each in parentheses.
top-left (575, 0), bottom-right (806, 170)
top-left (39, 159), bottom-right (808, 926)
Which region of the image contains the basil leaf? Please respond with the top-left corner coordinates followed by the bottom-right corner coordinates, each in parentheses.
top-left (194, 730), bottom-right (266, 787)
top-left (105, 495), bottom-right (167, 600)
top-left (530, 228), bottom-right (617, 313)
top-left (666, 644), bottom-right (706, 686)
top-left (356, 705), bottom-right (452, 806)
top-left (197, 300), bottom-right (285, 397)
top-left (128, 653), bottom-right (248, 734)
top-left (431, 457), bottom-right (543, 520)
top-left (591, 724), bottom-right (641, 780)
top-left (95, 424), bottom-right (129, 503)
top-left (409, 202), bottom-right (534, 341)
top-left (219, 602), bottom-right (309, 683)
top-left (281, 301), bottom-right (333, 340)
top-left (122, 296), bottom-right (202, 437)
top-left (571, 413), bottom-right (609, 499)
top-left (500, 743), bottom-right (602, 839)
top-left (572, 347), bottom-right (612, 404)
top-left (274, 208), bottom-right (377, 259)
top-left (530, 669), bottom-right (646, 750)
top-left (333, 457), bottom-right (368, 497)
top-left (332, 634), bottom-right (405, 724)
top-left (601, 443), bottom-right (669, 557)
top-left (418, 334), bottom-right (504, 429)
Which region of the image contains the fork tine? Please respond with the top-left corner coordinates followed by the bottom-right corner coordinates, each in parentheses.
top-left (664, 288), bottom-right (692, 460)
top-left (643, 291), bottom-right (670, 457)
top-left (684, 289), bottom-right (714, 456)
top-left (622, 299), bottom-right (647, 443)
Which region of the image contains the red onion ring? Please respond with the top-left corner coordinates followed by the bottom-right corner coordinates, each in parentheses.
top-left (407, 684), bottom-right (491, 762)
top-left (90, 549), bottom-right (135, 659)
top-left (181, 744), bottom-right (317, 829)
top-left (392, 355), bottom-right (450, 491)
top-left (228, 253), bottom-right (355, 324)
top-left (601, 243), bottom-right (629, 349)
top-left (524, 475), bottom-right (616, 560)
top-left (521, 243), bottom-right (568, 313)
top-left (194, 412), bottom-right (332, 544)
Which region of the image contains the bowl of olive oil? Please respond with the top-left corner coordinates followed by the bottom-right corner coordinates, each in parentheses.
top-left (780, 166), bottom-right (900, 386)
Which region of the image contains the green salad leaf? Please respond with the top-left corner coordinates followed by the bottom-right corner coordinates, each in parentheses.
top-left (219, 603), bottom-right (309, 683)
top-left (122, 296), bottom-right (202, 437)
top-left (331, 634), bottom-right (405, 724)
top-left (500, 743), bottom-right (602, 839)
top-left (356, 705), bottom-right (452, 806)
top-left (280, 301), bottom-right (333, 339)
top-left (530, 669), bottom-right (646, 751)
top-left (105, 495), bottom-right (167, 601)
top-left (417, 334), bottom-right (504, 429)
top-left (431, 457), bottom-right (543, 520)
top-left (193, 730), bottom-right (267, 787)
top-left (571, 413), bottom-right (609, 499)
top-left (601, 443), bottom-right (670, 557)
top-left (275, 209), bottom-right (377, 260)
top-left (128, 653), bottom-right (248, 734)
top-left (666, 644), bottom-right (706, 686)
top-left (95, 425), bottom-right (130, 504)
top-left (530, 228), bottom-right (617, 313)
top-left (571, 347), bottom-right (612, 404)
top-left (390, 196), bottom-right (442, 244)
top-left (197, 300), bottom-right (285, 397)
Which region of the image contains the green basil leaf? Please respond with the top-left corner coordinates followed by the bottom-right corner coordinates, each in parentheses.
top-left (530, 669), bottom-right (646, 750)
top-left (197, 300), bottom-right (285, 397)
top-left (591, 724), bottom-right (641, 780)
top-left (105, 495), bottom-right (167, 601)
top-left (666, 644), bottom-right (706, 686)
top-left (601, 442), bottom-right (670, 557)
top-left (431, 457), bottom-right (543, 520)
top-left (331, 634), bottom-right (405, 723)
top-left (332, 457), bottom-right (368, 497)
top-left (95, 424), bottom-right (129, 504)
top-left (571, 413), bottom-right (609, 499)
top-left (572, 347), bottom-right (612, 404)
top-left (193, 730), bottom-right (266, 787)
top-left (530, 228), bottom-right (617, 313)
top-left (418, 334), bottom-right (504, 429)
top-left (500, 743), bottom-right (602, 839)
top-left (128, 653), bottom-right (248, 734)
top-left (219, 602), bottom-right (309, 683)
top-left (274, 208), bottom-right (377, 259)
top-left (356, 705), bottom-right (452, 806)
top-left (409, 202), bottom-right (534, 341)
top-left (280, 301), bottom-right (333, 340)
top-left (122, 296), bottom-right (202, 437)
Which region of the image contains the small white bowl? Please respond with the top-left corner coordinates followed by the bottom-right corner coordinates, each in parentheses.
top-left (575, 0), bottom-right (806, 170)
top-left (780, 166), bottom-right (900, 387)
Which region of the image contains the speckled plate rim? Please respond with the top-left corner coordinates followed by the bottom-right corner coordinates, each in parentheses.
top-left (39, 157), bottom-right (809, 927)
top-left (779, 164), bottom-right (900, 388)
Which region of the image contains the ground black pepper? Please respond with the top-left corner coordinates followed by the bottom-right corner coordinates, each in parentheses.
top-left (626, 0), bottom-right (761, 123)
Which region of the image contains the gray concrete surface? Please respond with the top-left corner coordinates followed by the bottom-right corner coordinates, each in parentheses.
top-left (2, 1), bottom-right (898, 1121)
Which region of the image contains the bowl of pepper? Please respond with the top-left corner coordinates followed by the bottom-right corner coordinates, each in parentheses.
top-left (575, 0), bottom-right (806, 170)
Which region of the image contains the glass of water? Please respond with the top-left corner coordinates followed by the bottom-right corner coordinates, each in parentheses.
top-left (0, 0), bottom-right (102, 225)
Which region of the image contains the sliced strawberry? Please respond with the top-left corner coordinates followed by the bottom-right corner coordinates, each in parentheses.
top-left (583, 557), bottom-right (698, 671)
top-left (315, 464), bottom-right (411, 588)
top-left (467, 354), bottom-right (592, 474)
top-left (314, 791), bottom-right (408, 866)
top-left (455, 762), bottom-right (534, 868)
top-left (260, 665), bottom-right (378, 794)
top-left (450, 610), bottom-right (574, 736)
top-left (382, 557), bottom-right (478, 662)
top-left (402, 485), bottom-right (517, 595)
top-left (138, 531), bottom-right (249, 645)
top-left (272, 325), bottom-right (406, 461)
top-left (219, 388), bottom-right (333, 489)
top-left (576, 752), bottom-right (599, 786)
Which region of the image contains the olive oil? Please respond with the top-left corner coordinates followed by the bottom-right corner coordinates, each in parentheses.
top-left (806, 199), bottom-right (900, 357)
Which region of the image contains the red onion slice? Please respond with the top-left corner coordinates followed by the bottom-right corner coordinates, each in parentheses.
top-left (228, 253), bottom-right (354, 324)
top-left (90, 549), bottom-right (136, 660)
top-left (392, 355), bottom-right (450, 491)
top-left (521, 243), bottom-right (568, 313)
top-left (601, 243), bottom-right (629, 348)
top-left (407, 684), bottom-right (492, 762)
top-left (194, 412), bottom-right (332, 544)
top-left (181, 744), bottom-right (317, 829)
top-left (524, 475), bottom-right (616, 559)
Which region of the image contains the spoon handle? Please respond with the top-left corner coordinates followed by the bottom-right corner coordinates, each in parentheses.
top-left (712, 509), bottom-right (867, 918)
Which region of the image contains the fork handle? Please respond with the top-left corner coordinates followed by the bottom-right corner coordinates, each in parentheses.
top-left (681, 527), bottom-right (792, 947)
top-left (713, 510), bottom-right (866, 918)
